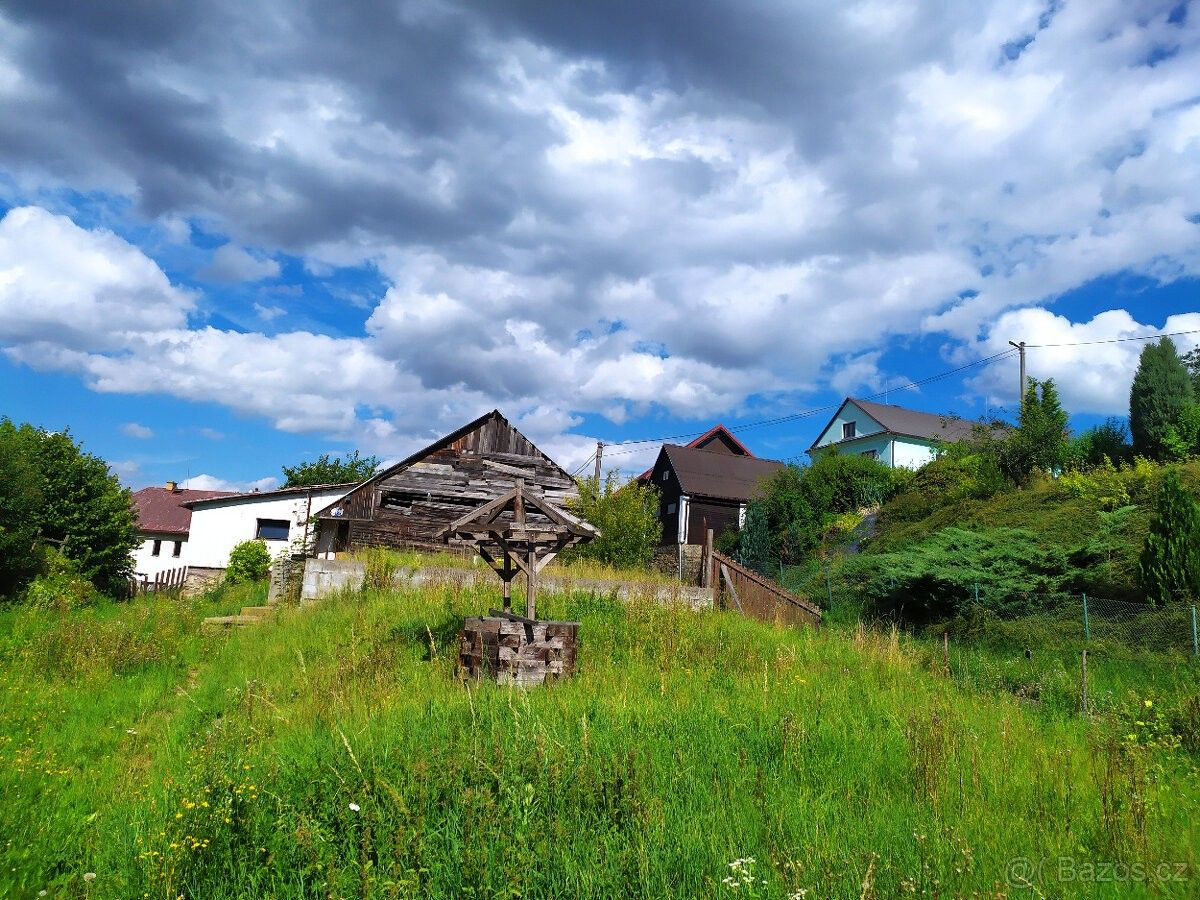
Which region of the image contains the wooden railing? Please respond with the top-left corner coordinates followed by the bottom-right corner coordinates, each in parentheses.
top-left (708, 549), bottom-right (821, 628)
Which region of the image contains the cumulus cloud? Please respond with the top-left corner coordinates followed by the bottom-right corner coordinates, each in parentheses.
top-left (183, 473), bottom-right (279, 493)
top-left (0, 1), bottom-right (1198, 455)
top-left (120, 422), bottom-right (154, 439)
top-left (0, 206), bottom-right (194, 351)
top-left (969, 309), bottom-right (1200, 414)
top-left (201, 244), bottom-right (281, 283)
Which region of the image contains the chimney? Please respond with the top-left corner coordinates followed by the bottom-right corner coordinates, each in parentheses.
top-left (165, 480), bottom-right (178, 492)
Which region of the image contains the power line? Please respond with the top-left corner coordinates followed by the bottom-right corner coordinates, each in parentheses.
top-left (1024, 327), bottom-right (1200, 349)
top-left (603, 347), bottom-right (1017, 448)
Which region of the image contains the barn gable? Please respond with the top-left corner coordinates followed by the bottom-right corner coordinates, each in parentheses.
top-left (315, 410), bottom-right (578, 552)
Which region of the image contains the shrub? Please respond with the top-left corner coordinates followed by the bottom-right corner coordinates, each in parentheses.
top-left (1138, 468), bottom-right (1200, 606)
top-left (22, 548), bottom-right (98, 611)
top-left (1054, 459), bottom-right (1131, 510)
top-left (564, 472), bottom-right (661, 570)
top-left (226, 540), bottom-right (272, 584)
top-left (851, 526), bottom-right (1072, 624)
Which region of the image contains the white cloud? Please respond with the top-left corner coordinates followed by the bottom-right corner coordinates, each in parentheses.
top-left (969, 309), bottom-right (1200, 414)
top-left (120, 422), bottom-right (154, 439)
top-left (183, 473), bottom-right (279, 493)
top-left (0, 206), bottom-right (194, 351)
top-left (198, 427), bottom-right (225, 440)
top-left (1, 2), bottom-right (1200, 458)
top-left (253, 302), bottom-right (286, 321)
top-left (200, 244), bottom-right (281, 283)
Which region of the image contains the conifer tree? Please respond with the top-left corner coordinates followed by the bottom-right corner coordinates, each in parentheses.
top-left (1138, 468), bottom-right (1200, 606)
top-left (1130, 338), bottom-right (1194, 459)
top-left (737, 500), bottom-right (774, 576)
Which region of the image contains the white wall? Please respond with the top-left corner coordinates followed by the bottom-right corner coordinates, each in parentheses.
top-left (185, 488), bottom-right (348, 569)
top-left (891, 438), bottom-right (939, 469)
top-left (131, 532), bottom-right (187, 579)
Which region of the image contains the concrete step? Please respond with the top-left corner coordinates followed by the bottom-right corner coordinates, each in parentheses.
top-left (202, 614), bottom-right (263, 628)
top-left (240, 606), bottom-right (275, 618)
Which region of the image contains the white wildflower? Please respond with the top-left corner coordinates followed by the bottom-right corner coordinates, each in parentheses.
top-left (348, 802), bottom-right (360, 812)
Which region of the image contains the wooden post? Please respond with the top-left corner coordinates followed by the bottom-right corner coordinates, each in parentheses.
top-left (702, 528), bottom-right (714, 589)
top-left (1081, 649), bottom-right (1089, 716)
top-left (525, 548), bottom-right (537, 620)
top-left (502, 556), bottom-right (513, 612)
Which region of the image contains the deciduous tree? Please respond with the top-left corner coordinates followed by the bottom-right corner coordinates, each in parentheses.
top-left (282, 450), bottom-right (380, 487)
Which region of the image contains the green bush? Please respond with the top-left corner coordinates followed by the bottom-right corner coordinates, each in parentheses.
top-left (226, 540), bottom-right (272, 584)
top-left (22, 549), bottom-right (98, 611)
top-left (1138, 467), bottom-right (1200, 606)
top-left (564, 472), bottom-right (661, 570)
top-left (850, 526), bottom-right (1073, 623)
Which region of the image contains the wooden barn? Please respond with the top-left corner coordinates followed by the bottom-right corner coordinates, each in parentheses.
top-left (313, 410), bottom-right (578, 553)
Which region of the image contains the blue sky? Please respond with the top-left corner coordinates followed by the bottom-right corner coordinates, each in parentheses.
top-left (1, 1), bottom-right (1199, 489)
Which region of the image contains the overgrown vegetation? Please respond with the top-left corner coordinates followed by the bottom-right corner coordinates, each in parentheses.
top-left (0, 418), bottom-right (139, 599)
top-left (281, 449), bottom-right (380, 488)
top-left (564, 472), bottom-right (661, 570)
top-left (0, 579), bottom-right (1195, 898)
top-left (225, 539), bottom-right (272, 584)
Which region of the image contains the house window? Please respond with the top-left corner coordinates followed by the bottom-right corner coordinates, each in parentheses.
top-left (861, 449), bottom-right (878, 460)
top-left (151, 539), bottom-right (162, 557)
top-left (842, 422), bottom-right (857, 440)
top-left (172, 540), bottom-right (183, 557)
top-left (255, 518), bottom-right (291, 541)
top-left (662, 470), bottom-right (669, 482)
top-left (666, 502), bottom-right (677, 513)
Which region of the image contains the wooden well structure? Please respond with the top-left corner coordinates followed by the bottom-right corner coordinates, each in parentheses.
top-left (441, 480), bottom-right (597, 685)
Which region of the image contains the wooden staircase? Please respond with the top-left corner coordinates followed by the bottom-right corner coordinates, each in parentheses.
top-left (202, 604), bottom-right (276, 629)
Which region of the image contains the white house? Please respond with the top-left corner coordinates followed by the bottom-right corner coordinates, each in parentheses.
top-left (130, 481), bottom-right (235, 579)
top-left (183, 483), bottom-right (354, 571)
top-left (807, 398), bottom-right (980, 469)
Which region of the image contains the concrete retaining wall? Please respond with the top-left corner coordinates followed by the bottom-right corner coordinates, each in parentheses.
top-left (300, 558), bottom-right (712, 609)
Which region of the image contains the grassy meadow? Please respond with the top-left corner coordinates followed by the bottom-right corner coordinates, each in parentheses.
top-left (1, 577), bottom-right (1197, 898)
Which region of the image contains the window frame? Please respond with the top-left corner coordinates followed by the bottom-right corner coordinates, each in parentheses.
top-left (255, 518), bottom-right (292, 541)
top-left (151, 539), bottom-right (162, 557)
top-left (842, 421), bottom-right (857, 440)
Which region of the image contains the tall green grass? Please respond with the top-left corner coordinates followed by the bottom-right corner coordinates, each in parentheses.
top-left (1, 581), bottom-right (1197, 898)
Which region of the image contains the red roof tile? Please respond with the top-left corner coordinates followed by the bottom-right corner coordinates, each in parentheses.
top-left (131, 487), bottom-right (236, 535)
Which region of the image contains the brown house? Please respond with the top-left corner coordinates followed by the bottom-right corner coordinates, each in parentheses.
top-left (314, 410), bottom-right (577, 553)
top-left (646, 440), bottom-right (784, 545)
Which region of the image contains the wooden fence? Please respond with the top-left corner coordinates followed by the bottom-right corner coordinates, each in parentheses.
top-left (708, 549), bottom-right (822, 629)
top-left (131, 566), bottom-right (189, 598)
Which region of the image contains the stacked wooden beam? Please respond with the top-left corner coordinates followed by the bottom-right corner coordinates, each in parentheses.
top-left (460, 612), bottom-right (580, 687)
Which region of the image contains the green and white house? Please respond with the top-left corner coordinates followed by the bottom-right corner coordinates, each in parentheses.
top-left (807, 398), bottom-right (979, 469)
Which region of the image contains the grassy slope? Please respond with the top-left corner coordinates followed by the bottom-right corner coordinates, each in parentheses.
top-left (1, 583), bottom-right (1197, 899)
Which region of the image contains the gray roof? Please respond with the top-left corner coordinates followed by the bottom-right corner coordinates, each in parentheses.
top-left (808, 398), bottom-right (981, 451)
top-left (662, 445), bottom-right (784, 501)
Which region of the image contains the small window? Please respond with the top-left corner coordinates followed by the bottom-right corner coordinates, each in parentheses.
top-left (666, 502), bottom-right (677, 513)
top-left (255, 518), bottom-right (291, 541)
top-left (151, 539), bottom-right (162, 557)
top-left (662, 470), bottom-right (669, 482)
top-left (842, 422), bottom-right (857, 440)
top-left (861, 449), bottom-right (878, 460)
top-left (172, 540), bottom-right (183, 557)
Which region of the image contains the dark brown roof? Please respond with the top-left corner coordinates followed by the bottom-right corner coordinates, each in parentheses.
top-left (184, 482), bottom-right (355, 508)
top-left (662, 445), bottom-right (784, 501)
top-left (131, 487), bottom-right (235, 535)
top-left (636, 423), bottom-right (753, 482)
top-left (808, 398), bottom-right (981, 451)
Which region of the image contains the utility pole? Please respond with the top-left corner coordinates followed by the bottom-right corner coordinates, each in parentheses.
top-left (1008, 340), bottom-right (1027, 410)
top-left (593, 441), bottom-right (604, 488)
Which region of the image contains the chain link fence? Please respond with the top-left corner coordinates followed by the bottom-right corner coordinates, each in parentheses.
top-left (777, 565), bottom-right (1200, 657)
